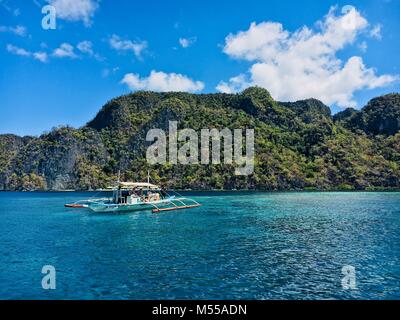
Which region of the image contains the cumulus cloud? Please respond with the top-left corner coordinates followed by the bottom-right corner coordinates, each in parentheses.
top-left (77, 40), bottom-right (103, 60)
top-left (109, 34), bottom-right (147, 59)
top-left (6, 44), bottom-right (48, 62)
top-left (52, 43), bottom-right (77, 58)
top-left (179, 37), bottom-right (196, 48)
top-left (369, 24), bottom-right (382, 40)
top-left (47, 0), bottom-right (99, 27)
top-left (6, 44), bottom-right (30, 57)
top-left (216, 75), bottom-right (250, 94)
top-left (7, 41), bottom-right (102, 62)
top-left (121, 70), bottom-right (204, 92)
top-left (358, 41), bottom-right (368, 52)
top-left (0, 25), bottom-right (27, 36)
top-left (77, 40), bottom-right (93, 55)
top-left (33, 52), bottom-right (48, 63)
top-left (217, 7), bottom-right (398, 108)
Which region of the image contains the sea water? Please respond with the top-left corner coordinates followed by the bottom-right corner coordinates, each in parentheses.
top-left (0, 191), bottom-right (399, 300)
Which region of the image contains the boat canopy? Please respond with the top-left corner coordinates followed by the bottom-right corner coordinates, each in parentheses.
top-left (117, 182), bottom-right (160, 190)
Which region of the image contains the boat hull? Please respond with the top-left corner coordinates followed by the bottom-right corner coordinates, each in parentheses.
top-left (87, 198), bottom-right (177, 213)
top-left (89, 203), bottom-right (156, 213)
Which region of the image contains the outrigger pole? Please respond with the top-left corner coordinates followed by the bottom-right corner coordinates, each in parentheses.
top-left (150, 188), bottom-right (201, 213)
top-left (141, 170), bottom-right (201, 213)
top-left (151, 202), bottom-right (201, 213)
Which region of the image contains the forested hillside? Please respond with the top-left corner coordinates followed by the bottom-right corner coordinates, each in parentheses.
top-left (1, 87), bottom-right (399, 191)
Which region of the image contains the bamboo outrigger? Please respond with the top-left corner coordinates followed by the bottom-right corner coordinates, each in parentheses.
top-left (64, 174), bottom-right (201, 214)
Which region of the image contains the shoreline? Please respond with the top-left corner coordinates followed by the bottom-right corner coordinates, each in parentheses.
top-left (1, 189), bottom-right (400, 193)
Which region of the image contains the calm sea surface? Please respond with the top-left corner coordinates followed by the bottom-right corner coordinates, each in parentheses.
top-left (0, 191), bottom-right (399, 300)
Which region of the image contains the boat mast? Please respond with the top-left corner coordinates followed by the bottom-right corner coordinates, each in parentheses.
top-left (116, 170), bottom-right (121, 202)
top-left (147, 170), bottom-right (150, 193)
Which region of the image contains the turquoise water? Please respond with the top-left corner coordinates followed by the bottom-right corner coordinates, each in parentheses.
top-left (0, 191), bottom-right (399, 300)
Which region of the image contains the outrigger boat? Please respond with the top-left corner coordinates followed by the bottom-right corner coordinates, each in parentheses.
top-left (64, 181), bottom-right (201, 214)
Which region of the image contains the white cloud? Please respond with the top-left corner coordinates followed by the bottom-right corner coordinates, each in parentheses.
top-left (216, 75), bottom-right (250, 94)
top-left (76, 40), bottom-right (105, 61)
top-left (6, 44), bottom-right (30, 56)
top-left (52, 43), bottom-right (77, 58)
top-left (121, 70), bottom-right (204, 92)
top-left (218, 7), bottom-right (398, 108)
top-left (76, 40), bottom-right (103, 60)
top-left (7, 41), bottom-right (101, 62)
top-left (10, 25), bottom-right (26, 36)
top-left (358, 41), bottom-right (368, 52)
top-left (77, 40), bottom-right (93, 55)
top-left (369, 24), bottom-right (382, 40)
top-left (6, 44), bottom-right (48, 62)
top-left (109, 34), bottom-right (147, 59)
top-left (179, 37), bottom-right (196, 48)
top-left (0, 25), bottom-right (27, 36)
top-left (33, 52), bottom-right (48, 62)
top-left (47, 0), bottom-right (99, 27)
top-left (223, 21), bottom-right (289, 62)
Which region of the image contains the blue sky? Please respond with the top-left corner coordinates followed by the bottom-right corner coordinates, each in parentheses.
top-left (0, 0), bottom-right (399, 136)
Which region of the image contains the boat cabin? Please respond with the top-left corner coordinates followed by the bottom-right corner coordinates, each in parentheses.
top-left (112, 182), bottom-right (166, 204)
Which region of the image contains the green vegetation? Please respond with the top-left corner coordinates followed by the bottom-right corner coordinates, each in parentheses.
top-left (1, 88), bottom-right (399, 191)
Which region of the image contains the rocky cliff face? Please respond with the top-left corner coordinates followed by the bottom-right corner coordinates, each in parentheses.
top-left (1, 88), bottom-right (399, 191)
top-left (334, 93), bottom-right (400, 135)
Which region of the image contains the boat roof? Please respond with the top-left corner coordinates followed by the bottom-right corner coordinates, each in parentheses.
top-left (118, 182), bottom-right (160, 189)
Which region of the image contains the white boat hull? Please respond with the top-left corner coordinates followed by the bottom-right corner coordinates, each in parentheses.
top-left (87, 197), bottom-right (199, 213)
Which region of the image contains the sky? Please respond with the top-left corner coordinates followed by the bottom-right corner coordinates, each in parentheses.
top-left (0, 0), bottom-right (399, 136)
